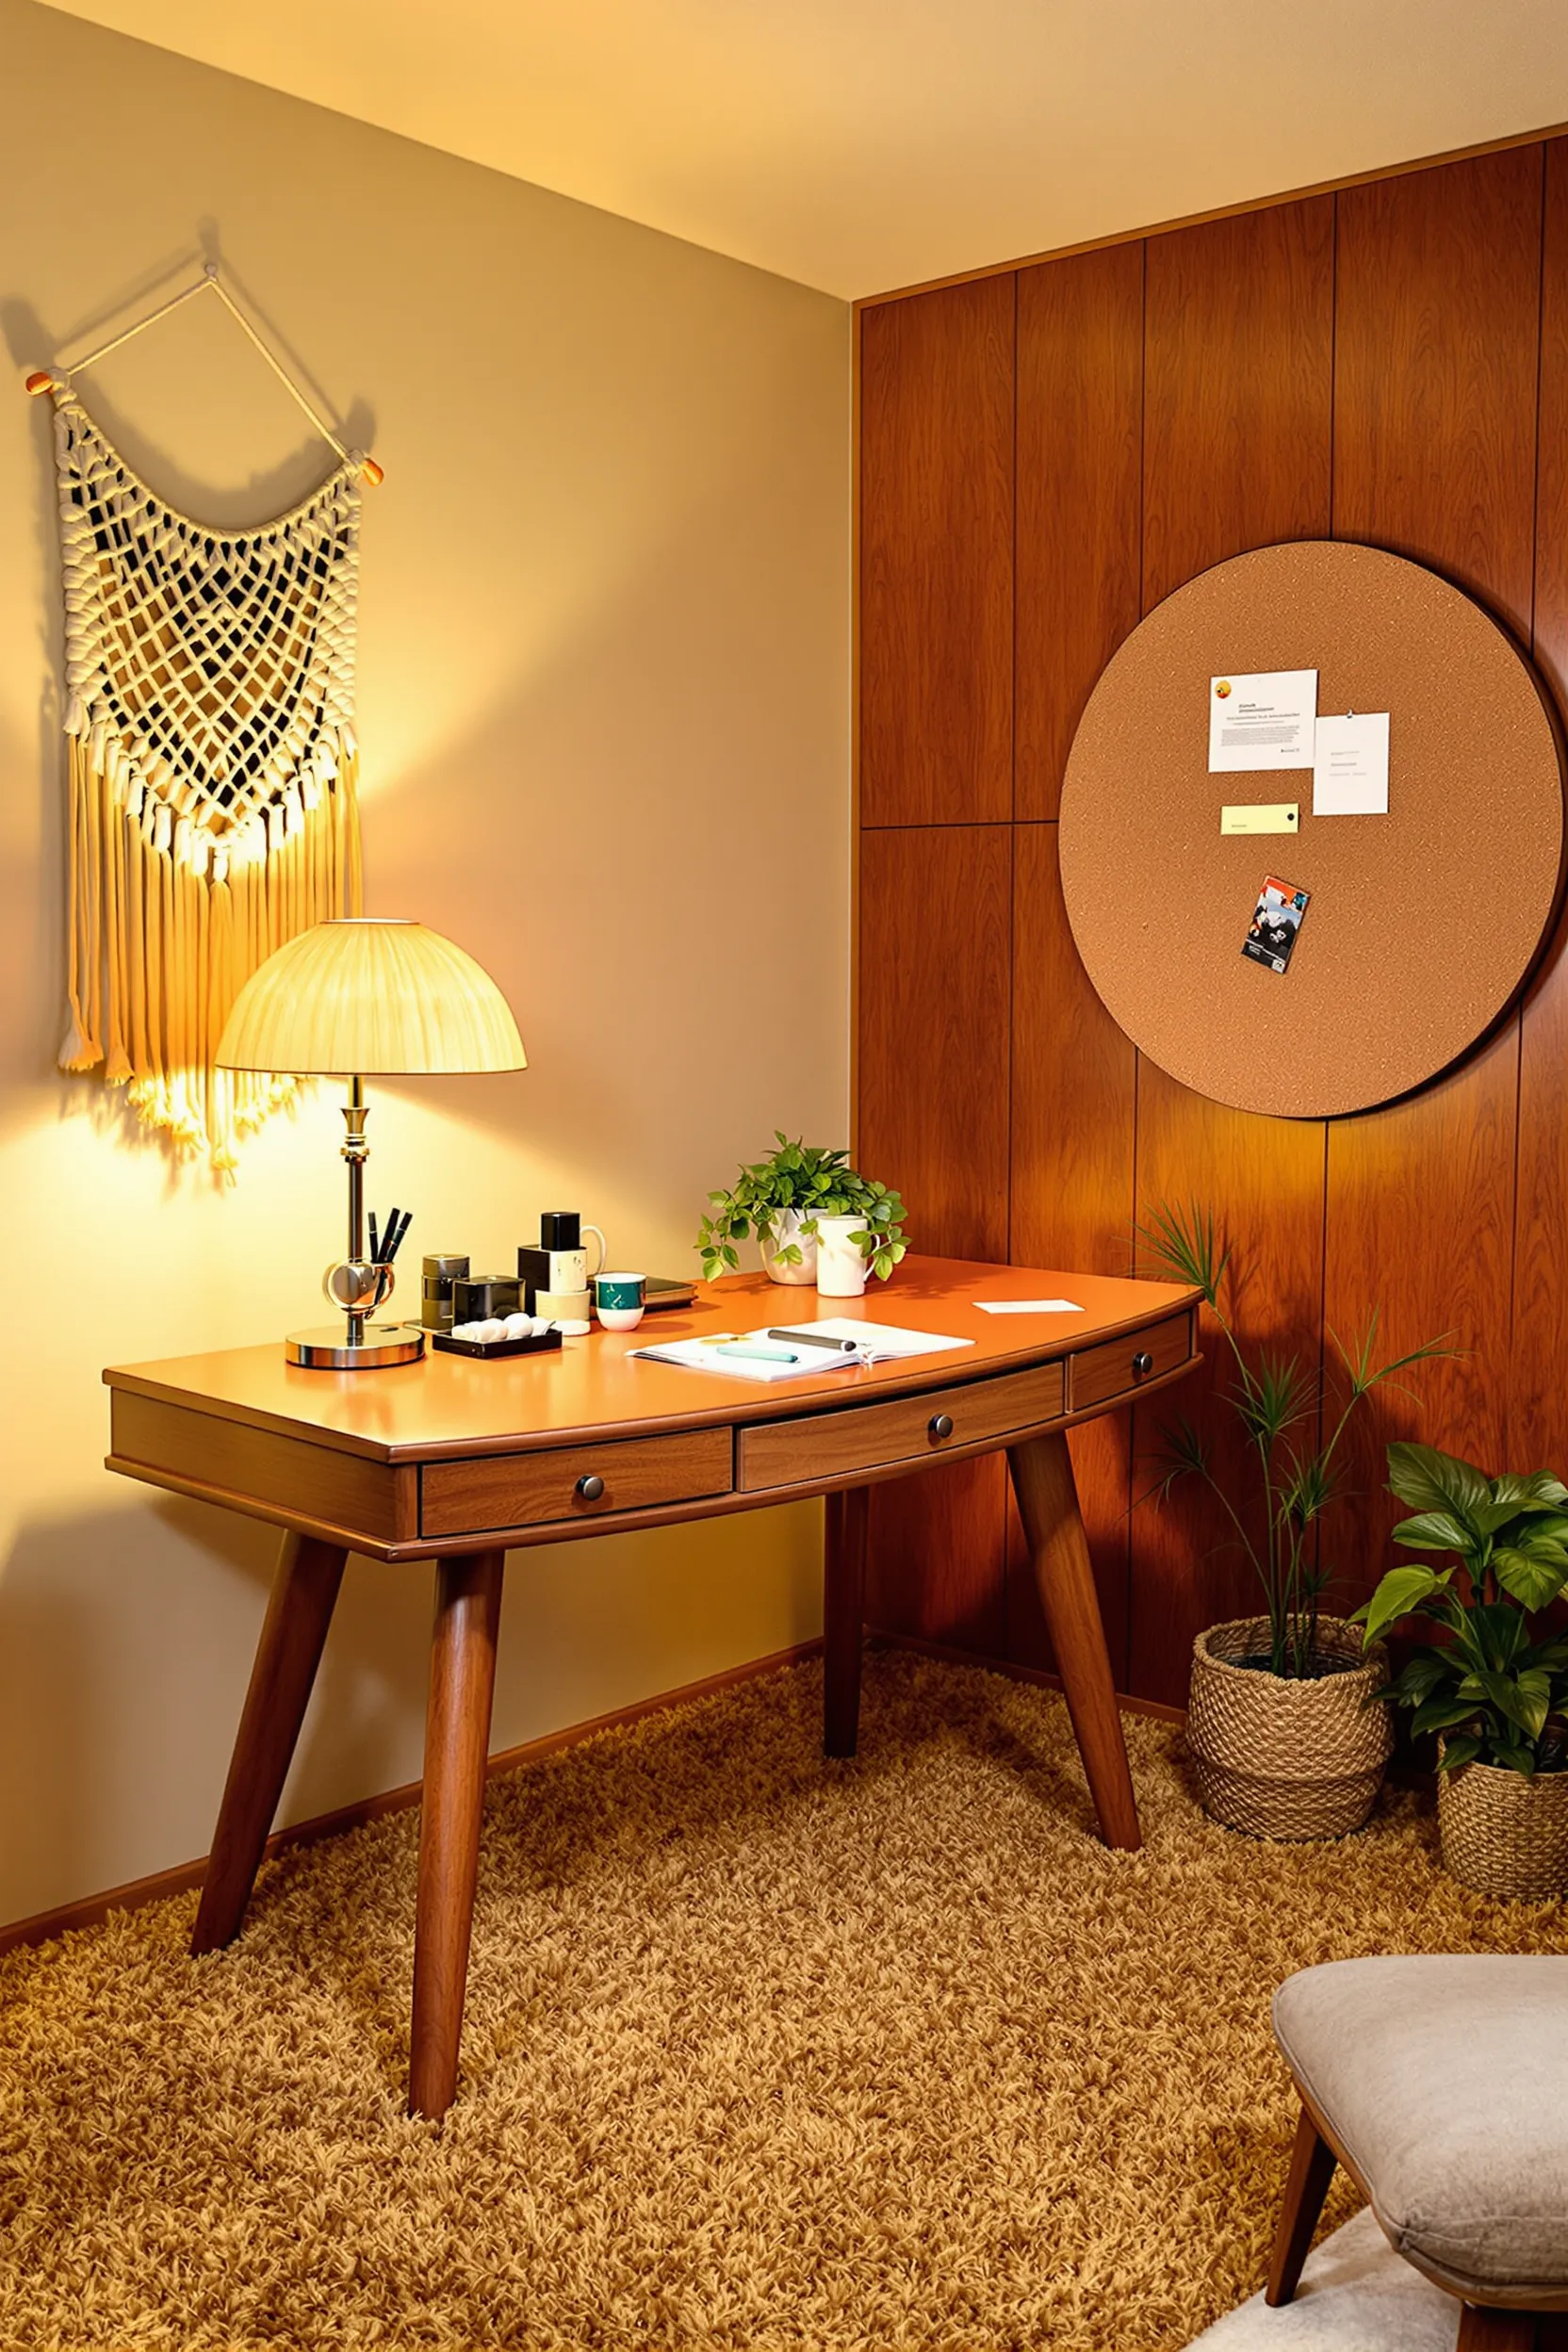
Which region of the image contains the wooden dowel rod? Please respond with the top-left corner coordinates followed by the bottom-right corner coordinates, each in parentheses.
top-left (22, 269), bottom-right (384, 484)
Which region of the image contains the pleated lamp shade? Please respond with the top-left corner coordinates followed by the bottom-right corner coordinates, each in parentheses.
top-left (216, 918), bottom-right (527, 1076)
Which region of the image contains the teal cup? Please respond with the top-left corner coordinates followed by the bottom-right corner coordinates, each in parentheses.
top-left (594, 1271), bottom-right (646, 1331)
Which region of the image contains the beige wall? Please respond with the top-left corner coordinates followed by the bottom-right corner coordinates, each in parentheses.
top-left (0, 0), bottom-right (850, 1927)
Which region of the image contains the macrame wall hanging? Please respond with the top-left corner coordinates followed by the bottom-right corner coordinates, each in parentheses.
top-left (27, 267), bottom-right (384, 1173)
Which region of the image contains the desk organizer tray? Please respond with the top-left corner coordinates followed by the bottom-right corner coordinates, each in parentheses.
top-left (432, 1329), bottom-right (564, 1362)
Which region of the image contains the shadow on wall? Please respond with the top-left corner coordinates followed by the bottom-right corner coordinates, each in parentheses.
top-left (0, 1483), bottom-right (828, 1930)
top-left (0, 1494), bottom-right (431, 1926)
top-left (0, 278), bottom-right (376, 531)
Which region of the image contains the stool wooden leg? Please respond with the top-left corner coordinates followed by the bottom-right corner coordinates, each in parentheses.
top-left (1007, 1430), bottom-right (1140, 1850)
top-left (192, 1531), bottom-right (347, 1954)
top-left (1457, 2311), bottom-right (1539, 2351)
top-left (824, 1485), bottom-right (870, 1757)
top-left (1266, 2106), bottom-right (1338, 2306)
top-left (409, 1549), bottom-right (505, 2120)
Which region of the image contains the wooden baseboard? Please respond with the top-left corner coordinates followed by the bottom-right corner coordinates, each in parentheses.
top-left (868, 1627), bottom-right (1189, 1725)
top-left (0, 1639), bottom-right (824, 1958)
top-left (0, 1632), bottom-right (1184, 1956)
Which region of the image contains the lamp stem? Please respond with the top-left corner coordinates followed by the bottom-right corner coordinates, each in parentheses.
top-left (343, 1075), bottom-right (369, 1346)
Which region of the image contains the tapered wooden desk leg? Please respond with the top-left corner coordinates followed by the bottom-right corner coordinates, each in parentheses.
top-left (1007, 1431), bottom-right (1141, 1851)
top-left (824, 1485), bottom-right (870, 1757)
top-left (192, 1531), bottom-right (347, 1954)
top-left (409, 1549), bottom-right (505, 2121)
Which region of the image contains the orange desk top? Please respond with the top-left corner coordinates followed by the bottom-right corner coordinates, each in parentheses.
top-left (104, 1258), bottom-right (1200, 1464)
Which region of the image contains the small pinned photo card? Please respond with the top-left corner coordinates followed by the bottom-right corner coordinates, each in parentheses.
top-left (1243, 876), bottom-right (1310, 974)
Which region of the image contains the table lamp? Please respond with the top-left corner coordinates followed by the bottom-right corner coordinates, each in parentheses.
top-left (216, 917), bottom-right (526, 1368)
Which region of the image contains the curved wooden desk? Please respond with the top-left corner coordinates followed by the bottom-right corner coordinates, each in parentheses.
top-left (104, 1257), bottom-right (1200, 2117)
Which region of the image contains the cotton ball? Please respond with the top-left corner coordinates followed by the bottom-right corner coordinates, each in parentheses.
top-left (502, 1314), bottom-right (531, 1339)
top-left (475, 1318), bottom-right (506, 1343)
top-left (450, 1321), bottom-right (480, 1340)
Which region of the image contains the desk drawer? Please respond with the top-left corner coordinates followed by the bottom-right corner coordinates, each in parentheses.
top-left (421, 1428), bottom-right (732, 1537)
top-left (737, 1358), bottom-right (1065, 1494)
top-left (1069, 1312), bottom-right (1194, 1413)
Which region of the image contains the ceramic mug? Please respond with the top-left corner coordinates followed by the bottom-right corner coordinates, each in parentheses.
top-left (595, 1270), bottom-right (646, 1331)
top-left (813, 1215), bottom-right (869, 1298)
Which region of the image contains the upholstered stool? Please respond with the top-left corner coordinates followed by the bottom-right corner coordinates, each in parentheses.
top-left (1266, 1957), bottom-right (1568, 2350)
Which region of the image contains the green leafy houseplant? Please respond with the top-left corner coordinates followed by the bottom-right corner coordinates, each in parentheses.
top-left (1140, 1201), bottom-right (1448, 1679)
top-left (695, 1134), bottom-right (908, 1284)
top-left (1354, 1444), bottom-right (1568, 1775)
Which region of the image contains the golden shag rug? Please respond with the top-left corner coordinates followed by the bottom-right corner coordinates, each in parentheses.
top-left (4, 1650), bottom-right (1566, 2350)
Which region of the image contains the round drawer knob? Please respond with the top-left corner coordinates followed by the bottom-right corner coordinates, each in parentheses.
top-left (576, 1473), bottom-right (605, 1501)
top-left (929, 1413), bottom-right (955, 1441)
top-left (1132, 1351), bottom-right (1154, 1378)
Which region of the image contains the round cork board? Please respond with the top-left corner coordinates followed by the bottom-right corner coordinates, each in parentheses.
top-left (1058, 541), bottom-right (1566, 1118)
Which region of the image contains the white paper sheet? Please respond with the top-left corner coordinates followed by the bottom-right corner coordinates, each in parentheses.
top-left (974, 1298), bottom-right (1083, 1315)
top-left (1312, 710), bottom-right (1389, 815)
top-left (1208, 669), bottom-right (1317, 772)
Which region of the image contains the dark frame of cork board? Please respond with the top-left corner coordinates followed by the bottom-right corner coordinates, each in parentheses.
top-left (1056, 541), bottom-right (1568, 1119)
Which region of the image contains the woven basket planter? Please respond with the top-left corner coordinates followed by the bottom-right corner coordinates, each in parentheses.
top-left (1187, 1615), bottom-right (1393, 1841)
top-left (1436, 1743), bottom-right (1568, 1901)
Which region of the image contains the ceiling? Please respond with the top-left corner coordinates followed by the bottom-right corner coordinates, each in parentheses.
top-left (37, 0), bottom-right (1568, 299)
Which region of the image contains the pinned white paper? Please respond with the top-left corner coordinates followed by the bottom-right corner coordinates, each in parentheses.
top-left (1208, 670), bottom-right (1317, 772)
top-left (1313, 711), bottom-right (1389, 815)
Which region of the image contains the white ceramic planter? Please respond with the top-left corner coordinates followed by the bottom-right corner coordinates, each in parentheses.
top-left (814, 1214), bottom-right (868, 1298)
top-left (759, 1209), bottom-right (817, 1286)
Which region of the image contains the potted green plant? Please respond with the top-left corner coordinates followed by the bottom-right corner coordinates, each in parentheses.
top-left (696, 1135), bottom-right (908, 1293)
top-left (1140, 1201), bottom-right (1446, 1840)
top-left (1354, 1445), bottom-right (1568, 1899)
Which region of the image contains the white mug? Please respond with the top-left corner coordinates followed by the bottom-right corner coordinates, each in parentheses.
top-left (814, 1214), bottom-right (869, 1298)
top-left (536, 1227), bottom-right (608, 1294)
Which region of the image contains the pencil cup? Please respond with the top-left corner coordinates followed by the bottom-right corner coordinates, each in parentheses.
top-left (594, 1272), bottom-right (646, 1331)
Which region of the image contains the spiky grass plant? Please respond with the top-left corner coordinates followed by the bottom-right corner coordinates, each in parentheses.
top-left (1139, 1200), bottom-right (1449, 1679)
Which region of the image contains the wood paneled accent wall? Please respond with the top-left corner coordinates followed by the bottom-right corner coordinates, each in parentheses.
top-left (856, 140), bottom-right (1568, 1706)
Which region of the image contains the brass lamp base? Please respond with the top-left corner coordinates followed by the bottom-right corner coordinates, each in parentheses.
top-left (286, 1322), bottom-right (426, 1370)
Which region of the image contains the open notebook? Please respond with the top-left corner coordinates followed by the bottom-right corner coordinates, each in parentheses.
top-left (629, 1316), bottom-right (975, 1384)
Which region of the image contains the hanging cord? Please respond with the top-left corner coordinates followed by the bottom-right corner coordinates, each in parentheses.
top-left (24, 265), bottom-right (384, 485)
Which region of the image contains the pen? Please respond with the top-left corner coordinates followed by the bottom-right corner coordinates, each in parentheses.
top-left (368, 1210), bottom-right (380, 1264)
top-left (385, 1209), bottom-right (412, 1264)
top-left (716, 1343), bottom-right (799, 1364)
top-left (766, 1329), bottom-right (861, 1354)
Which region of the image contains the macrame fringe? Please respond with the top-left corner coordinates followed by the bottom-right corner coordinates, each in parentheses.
top-left (60, 735), bottom-right (361, 1175)
top-left (51, 388), bottom-right (365, 1176)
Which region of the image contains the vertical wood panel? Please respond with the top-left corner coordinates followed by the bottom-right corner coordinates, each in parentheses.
top-left (1008, 823), bottom-right (1136, 1678)
top-left (865, 1458), bottom-right (1009, 1657)
top-left (1324, 1041), bottom-right (1520, 1587)
top-left (859, 277), bottom-right (1015, 826)
top-left (1509, 137), bottom-right (1568, 1473)
top-left (1326, 145), bottom-right (1542, 1585)
top-left (1131, 1075), bottom-right (1327, 1702)
top-left (858, 825), bottom-right (1012, 1647)
top-left (1142, 199), bottom-right (1333, 611)
top-left (1015, 244), bottom-right (1143, 822)
top-left (1334, 148), bottom-right (1544, 637)
top-left (858, 825), bottom-right (1012, 1261)
top-left (1127, 192), bottom-right (1337, 1703)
